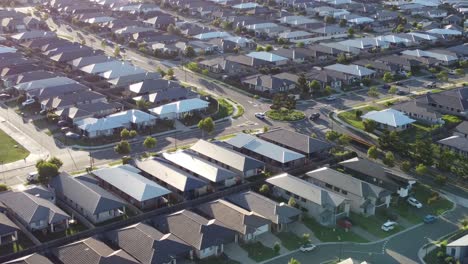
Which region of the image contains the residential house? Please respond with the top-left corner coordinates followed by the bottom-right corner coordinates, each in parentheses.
top-left (338, 157), bottom-right (416, 197)
top-left (106, 222), bottom-right (192, 264)
top-left (267, 173), bottom-right (350, 226)
top-left (225, 133), bottom-right (306, 170)
top-left (338, 38), bottom-right (389, 51)
top-left (148, 98), bottom-right (209, 119)
top-left (55, 101), bottom-right (122, 124)
top-left (196, 199), bottom-right (270, 243)
top-left (258, 128), bottom-right (332, 160)
top-left (455, 121), bottom-right (468, 138)
top-left (162, 151), bottom-right (239, 190)
top-left (52, 237), bottom-right (139, 264)
top-left (0, 191), bottom-right (70, 232)
top-left (190, 139), bottom-right (265, 177)
top-left (401, 49), bottom-right (459, 66)
top-left (278, 31), bottom-right (314, 42)
top-left (324, 64), bottom-right (375, 85)
top-left (198, 57), bottom-right (247, 75)
top-left (241, 73), bottom-right (297, 93)
top-left (152, 210), bottom-right (235, 259)
top-left (3, 70), bottom-right (57, 88)
top-left (270, 48), bottom-right (310, 63)
top-left (225, 54), bottom-right (271, 68)
top-left (361, 109), bottom-right (416, 131)
top-left (415, 88), bottom-right (468, 118)
top-left (392, 100), bottom-right (443, 124)
top-left (40, 90), bottom-right (107, 111)
top-left (0, 212), bottom-right (19, 246)
top-left (443, 14), bottom-right (463, 25)
top-left (49, 173), bottom-right (127, 224)
top-left (246, 51), bottom-right (289, 66)
top-left (424, 9), bottom-right (448, 19)
top-left (446, 234), bottom-right (468, 264)
top-left (310, 25), bottom-right (347, 38)
top-left (91, 165), bottom-right (171, 210)
top-left (135, 158), bottom-right (209, 200)
top-left (306, 167), bottom-right (391, 216)
top-left (10, 30), bottom-right (56, 42)
top-left (376, 55), bottom-right (420, 72)
top-left (354, 59), bottom-right (398, 76)
top-left (4, 254), bottom-right (53, 264)
top-left (438, 135), bottom-right (468, 157)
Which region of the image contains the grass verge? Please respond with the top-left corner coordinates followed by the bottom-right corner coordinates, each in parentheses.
top-left (0, 128), bottom-right (29, 163)
top-left (240, 241), bottom-right (278, 262)
top-left (266, 109), bottom-right (305, 121)
top-left (302, 217), bottom-right (368, 243)
top-left (276, 232), bottom-right (303, 250)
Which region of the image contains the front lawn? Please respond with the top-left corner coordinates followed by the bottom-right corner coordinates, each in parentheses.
top-left (265, 109), bottom-right (305, 121)
top-left (411, 184), bottom-right (454, 216)
top-left (0, 128), bottom-right (29, 163)
top-left (276, 232), bottom-right (303, 250)
top-left (337, 106), bottom-right (380, 130)
top-left (349, 212), bottom-right (403, 238)
top-left (240, 241), bottom-right (278, 262)
top-left (213, 98), bottom-right (234, 120)
top-left (196, 258), bottom-right (241, 264)
top-left (302, 217), bottom-right (368, 243)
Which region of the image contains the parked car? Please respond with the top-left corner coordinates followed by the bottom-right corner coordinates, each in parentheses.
top-left (300, 243), bottom-right (316, 252)
top-left (425, 82), bottom-right (436, 88)
top-left (407, 197), bottom-right (423, 208)
top-left (309, 113), bottom-right (320, 121)
top-left (338, 219), bottom-right (353, 229)
top-left (0, 93), bottom-right (11, 100)
top-left (65, 132), bottom-right (80, 139)
top-left (423, 214), bottom-right (437, 224)
top-left (57, 120), bottom-right (69, 127)
top-left (39, 109), bottom-right (47, 115)
top-left (382, 84), bottom-right (390, 89)
top-left (396, 90), bottom-right (407, 95)
top-left (325, 95), bottom-right (337, 101)
top-left (21, 99), bottom-right (35, 107)
top-left (60, 127), bottom-right (71, 133)
top-left (381, 221), bottom-right (397, 231)
top-left (255, 112), bottom-right (265, 119)
top-left (26, 171), bottom-right (39, 182)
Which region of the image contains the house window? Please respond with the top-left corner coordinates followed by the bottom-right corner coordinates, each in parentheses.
top-left (333, 187), bottom-right (340, 192)
top-left (342, 190), bottom-right (348, 195)
top-left (325, 183), bottom-right (332, 189)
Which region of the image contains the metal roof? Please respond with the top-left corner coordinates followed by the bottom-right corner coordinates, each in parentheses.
top-left (362, 109), bottom-right (416, 127)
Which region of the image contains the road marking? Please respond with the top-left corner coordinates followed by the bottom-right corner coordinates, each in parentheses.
top-left (382, 240), bottom-right (389, 254)
top-left (343, 250), bottom-right (385, 255)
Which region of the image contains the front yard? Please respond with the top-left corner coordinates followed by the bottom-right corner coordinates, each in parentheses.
top-left (350, 212), bottom-right (404, 239)
top-left (0, 128), bottom-right (30, 163)
top-left (275, 232), bottom-right (303, 250)
top-left (302, 217), bottom-right (368, 243)
top-left (337, 106), bottom-right (381, 130)
top-left (240, 241), bottom-right (278, 262)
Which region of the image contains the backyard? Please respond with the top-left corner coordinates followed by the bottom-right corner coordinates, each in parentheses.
top-left (0, 234), bottom-right (34, 255)
top-left (302, 217), bottom-right (368, 243)
top-left (337, 106), bottom-right (381, 130)
top-left (0, 128), bottom-right (29, 163)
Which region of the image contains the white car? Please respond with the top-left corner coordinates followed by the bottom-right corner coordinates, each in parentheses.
top-left (325, 95), bottom-right (337, 101)
top-left (26, 171), bottom-right (39, 182)
top-left (407, 197), bottom-right (423, 208)
top-left (300, 243), bottom-right (316, 252)
top-left (381, 221), bottom-right (397, 232)
top-left (21, 98), bottom-right (35, 107)
top-left (255, 112), bottom-right (265, 119)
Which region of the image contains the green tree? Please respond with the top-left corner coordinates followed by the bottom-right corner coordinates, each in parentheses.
top-left (339, 19), bottom-right (347, 27)
top-left (383, 72), bottom-right (394, 83)
top-left (435, 175), bottom-right (447, 186)
top-left (143, 136), bottom-right (157, 149)
top-left (296, 42), bottom-right (305, 48)
top-left (412, 139), bottom-right (433, 166)
top-left (338, 134), bottom-right (350, 146)
top-left (186, 62), bottom-right (200, 72)
top-left (263, 126), bottom-right (269, 133)
top-left (324, 85), bottom-right (333, 95)
top-left (337, 53), bottom-right (347, 64)
top-left (461, 218), bottom-right (468, 230)
top-left (309, 80), bottom-right (321, 95)
top-left (455, 68), bottom-right (464, 76)
top-left (136, 99), bottom-right (150, 110)
top-left (298, 73), bottom-right (308, 95)
top-left (437, 149), bottom-right (455, 171)
top-left (273, 242), bottom-right (281, 254)
top-left (48, 157), bottom-right (63, 169)
top-left (288, 258), bottom-right (301, 264)
top-left (301, 233), bottom-right (310, 245)
top-left (367, 86), bottom-right (379, 97)
top-left (324, 16), bottom-right (335, 24)
top-left (256, 46), bottom-right (265, 52)
top-left (201, 69), bottom-right (209, 75)
top-left (367, 146), bottom-right (378, 159)
top-left (115, 140), bottom-right (131, 155)
top-left (415, 163), bottom-right (428, 176)
top-left (288, 197), bottom-right (297, 207)
top-left (459, 60), bottom-right (468, 68)
top-left (363, 119), bottom-right (376, 133)
top-left (0, 184), bottom-right (8, 191)
top-left (383, 151), bottom-right (395, 167)
top-left (156, 67), bottom-right (166, 77)
top-left (129, 130), bottom-right (138, 138)
top-left (36, 162), bottom-right (59, 184)
top-left (198, 117), bottom-right (215, 137)
top-left (120, 128), bottom-right (130, 139)
top-left (436, 71), bottom-right (448, 81)
top-left (114, 46), bottom-right (120, 57)
top-left (388, 86), bottom-right (398, 94)
top-left (401, 161), bottom-right (411, 172)
top-left (355, 109), bottom-right (363, 119)
top-left (259, 184), bottom-right (270, 195)
top-left (265, 44), bottom-right (273, 52)
top-left (347, 27), bottom-right (354, 37)
top-left (184, 46), bottom-right (196, 57)
top-left (326, 130), bottom-right (341, 141)
top-left (394, 24), bottom-right (405, 33)
top-left (166, 68), bottom-right (175, 78)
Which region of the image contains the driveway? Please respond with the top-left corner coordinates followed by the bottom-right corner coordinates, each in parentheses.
top-left (288, 222), bottom-right (321, 244)
top-left (257, 232), bottom-right (288, 254)
top-left (224, 243), bottom-right (256, 264)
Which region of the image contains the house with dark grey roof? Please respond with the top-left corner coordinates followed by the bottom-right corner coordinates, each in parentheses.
top-left (26, 83), bottom-right (89, 102)
top-left (0, 191), bottom-right (70, 232)
top-left (106, 222), bottom-right (191, 264)
top-left (392, 100), bottom-right (443, 124)
top-left (135, 158), bottom-right (209, 200)
top-left (55, 101), bottom-right (122, 124)
top-left (225, 133), bottom-right (306, 170)
top-left (267, 173), bottom-right (350, 226)
top-left (52, 237), bottom-right (139, 264)
top-left (4, 253), bottom-right (53, 264)
top-left (338, 157), bottom-right (416, 198)
top-left (190, 139), bottom-right (264, 177)
top-left (0, 212), bottom-right (19, 246)
top-left (68, 55), bottom-right (112, 68)
top-left (438, 135), bottom-right (468, 157)
top-left (454, 121), bottom-right (468, 138)
top-left (306, 167), bottom-right (391, 216)
top-left (153, 210), bottom-right (235, 259)
top-left (23, 185), bottom-right (56, 203)
top-left (91, 165), bottom-right (171, 210)
top-left (241, 73), bottom-right (297, 93)
top-left (40, 90), bottom-right (107, 111)
top-left (3, 70), bottom-right (57, 87)
top-left (162, 151), bottom-right (239, 189)
top-left (375, 55), bottom-right (419, 72)
top-left (49, 173), bottom-right (127, 224)
top-left (226, 191), bottom-right (300, 232)
top-left (198, 57), bottom-right (248, 75)
top-left (258, 128), bottom-right (332, 160)
top-left (196, 199), bottom-right (270, 243)
top-left (415, 88), bottom-right (468, 118)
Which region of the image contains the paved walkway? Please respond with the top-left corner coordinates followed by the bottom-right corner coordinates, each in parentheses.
top-left (257, 232), bottom-right (288, 254)
top-left (0, 117), bottom-right (49, 173)
top-left (288, 222), bottom-right (321, 244)
top-left (224, 243), bottom-right (256, 264)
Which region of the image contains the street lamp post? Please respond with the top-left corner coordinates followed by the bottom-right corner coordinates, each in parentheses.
top-left (338, 235), bottom-right (342, 261)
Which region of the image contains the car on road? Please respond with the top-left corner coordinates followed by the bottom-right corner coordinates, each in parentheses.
top-left (300, 243), bottom-right (316, 252)
top-left (65, 132), bottom-right (80, 139)
top-left (309, 113), bottom-right (320, 121)
top-left (255, 112), bottom-right (265, 119)
top-left (424, 214), bottom-right (437, 224)
top-left (425, 82), bottom-right (436, 88)
top-left (21, 98), bottom-right (35, 107)
top-left (0, 93), bottom-right (11, 100)
top-left (27, 171), bottom-right (39, 182)
top-left (325, 95), bottom-right (337, 101)
top-left (407, 197), bottom-right (423, 208)
top-left (381, 221), bottom-right (397, 232)
top-left (396, 90), bottom-right (407, 95)
top-left (395, 81), bottom-right (404, 86)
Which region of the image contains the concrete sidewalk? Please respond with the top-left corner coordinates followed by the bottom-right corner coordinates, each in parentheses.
top-left (0, 117), bottom-right (49, 173)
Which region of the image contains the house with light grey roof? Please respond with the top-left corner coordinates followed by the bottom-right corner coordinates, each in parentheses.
top-left (190, 139), bottom-right (264, 177)
top-left (68, 55), bottom-right (112, 68)
top-left (267, 173), bottom-right (350, 226)
top-left (0, 212), bottom-right (19, 246)
top-left (91, 165), bottom-right (171, 210)
top-left (135, 158), bottom-right (209, 200)
top-left (106, 222), bottom-right (191, 264)
top-left (324, 63), bottom-right (375, 85)
top-left (4, 253), bottom-right (53, 264)
top-left (225, 133), bottom-right (306, 170)
top-left (49, 173), bottom-right (127, 224)
top-left (0, 191), bottom-right (70, 232)
top-left (52, 237), bottom-right (139, 264)
top-left (162, 151), bottom-right (239, 189)
top-left (197, 199), bottom-right (270, 243)
top-left (306, 167), bottom-right (391, 216)
top-left (152, 210), bottom-right (235, 259)
top-left (226, 191), bottom-right (301, 232)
